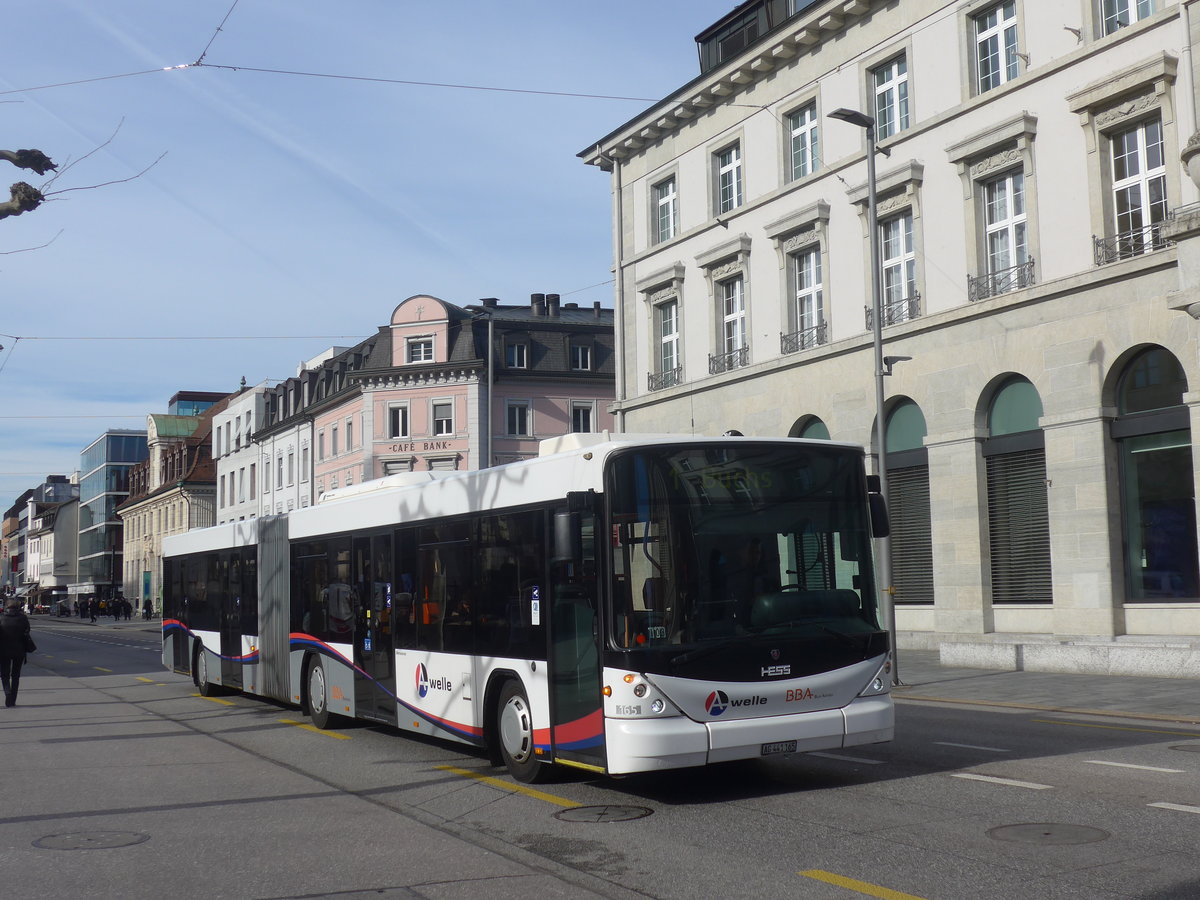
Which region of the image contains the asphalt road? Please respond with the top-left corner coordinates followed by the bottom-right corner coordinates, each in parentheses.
top-left (5, 618), bottom-right (1200, 899)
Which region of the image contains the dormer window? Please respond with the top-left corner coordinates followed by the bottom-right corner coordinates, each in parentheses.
top-left (406, 337), bottom-right (434, 363)
top-left (506, 342), bottom-right (528, 369)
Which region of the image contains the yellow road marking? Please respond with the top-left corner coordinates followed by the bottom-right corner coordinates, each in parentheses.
top-left (436, 765), bottom-right (575, 807)
top-left (800, 869), bottom-right (928, 900)
top-left (192, 693), bottom-right (235, 706)
top-left (64, 659), bottom-right (78, 664)
top-left (1032, 719), bottom-right (1200, 737)
top-left (93, 667), bottom-right (112, 673)
top-left (135, 677), bottom-right (155, 683)
top-left (279, 718), bottom-right (351, 740)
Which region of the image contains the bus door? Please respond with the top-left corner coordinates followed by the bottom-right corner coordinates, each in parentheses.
top-left (547, 509), bottom-right (605, 772)
top-left (221, 553), bottom-right (244, 690)
top-left (353, 535), bottom-right (397, 723)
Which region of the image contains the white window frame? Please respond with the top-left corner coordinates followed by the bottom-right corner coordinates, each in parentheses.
top-left (406, 337), bottom-right (434, 363)
top-left (974, 1), bottom-right (1019, 94)
top-left (345, 417), bottom-right (353, 452)
top-left (276, 455), bottom-right (284, 490)
top-left (331, 424), bottom-right (339, 457)
top-left (1111, 116), bottom-right (1167, 243)
top-left (715, 143), bottom-right (743, 215)
top-left (570, 401), bottom-right (595, 434)
top-left (505, 342), bottom-right (528, 369)
top-left (659, 299), bottom-right (680, 377)
top-left (721, 275), bottom-right (748, 356)
top-left (432, 401), bottom-right (454, 436)
top-left (287, 450), bottom-right (295, 487)
top-left (299, 447), bottom-right (308, 483)
top-left (787, 102), bottom-right (819, 181)
top-left (788, 246), bottom-right (824, 338)
top-left (1100, 0), bottom-right (1154, 35)
top-left (388, 403), bottom-right (410, 439)
top-left (653, 176), bottom-right (678, 243)
top-left (570, 343), bottom-right (592, 371)
top-left (984, 169), bottom-right (1028, 275)
top-left (506, 401), bottom-right (531, 437)
top-left (872, 55), bottom-right (909, 140)
top-left (880, 211), bottom-right (917, 319)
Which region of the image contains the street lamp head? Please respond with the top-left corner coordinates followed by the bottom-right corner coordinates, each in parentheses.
top-left (828, 107), bottom-right (874, 129)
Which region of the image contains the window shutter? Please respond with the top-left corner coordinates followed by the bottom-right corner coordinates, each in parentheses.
top-left (986, 448), bottom-right (1052, 603)
top-left (888, 464), bottom-right (934, 604)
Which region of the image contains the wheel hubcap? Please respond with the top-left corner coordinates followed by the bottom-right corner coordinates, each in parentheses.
top-left (500, 695), bottom-right (532, 763)
top-left (309, 666), bottom-right (325, 714)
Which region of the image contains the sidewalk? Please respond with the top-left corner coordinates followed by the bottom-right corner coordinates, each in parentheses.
top-left (895, 648), bottom-right (1200, 725)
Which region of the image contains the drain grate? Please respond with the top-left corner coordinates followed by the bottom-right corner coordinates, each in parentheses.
top-left (554, 805), bottom-right (653, 823)
top-left (987, 823), bottom-right (1109, 846)
top-left (35, 831), bottom-right (150, 851)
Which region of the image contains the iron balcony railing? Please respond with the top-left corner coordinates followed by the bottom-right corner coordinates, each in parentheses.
top-left (647, 366), bottom-right (683, 391)
top-left (1093, 224), bottom-right (1172, 266)
top-left (865, 292), bottom-right (921, 329)
top-left (968, 258), bottom-right (1036, 302)
top-left (780, 322), bottom-right (828, 354)
top-left (708, 345), bottom-right (749, 375)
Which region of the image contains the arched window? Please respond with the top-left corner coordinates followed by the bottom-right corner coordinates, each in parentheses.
top-left (984, 377), bottom-right (1051, 603)
top-left (791, 416), bottom-right (830, 440)
top-left (1113, 348), bottom-right (1198, 601)
top-left (885, 400), bottom-right (932, 604)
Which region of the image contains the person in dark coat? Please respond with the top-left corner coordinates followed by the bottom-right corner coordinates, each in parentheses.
top-left (0, 598), bottom-right (32, 707)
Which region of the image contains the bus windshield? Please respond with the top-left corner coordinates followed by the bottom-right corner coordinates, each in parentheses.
top-left (606, 443), bottom-right (884, 671)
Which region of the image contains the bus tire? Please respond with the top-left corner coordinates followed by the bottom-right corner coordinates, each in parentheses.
top-left (194, 644), bottom-right (218, 697)
top-left (306, 656), bottom-right (334, 729)
top-left (496, 679), bottom-right (548, 784)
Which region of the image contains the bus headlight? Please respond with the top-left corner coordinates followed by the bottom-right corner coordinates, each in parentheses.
top-left (650, 699), bottom-right (664, 713)
top-left (857, 657), bottom-right (892, 697)
top-left (633, 683), bottom-right (647, 698)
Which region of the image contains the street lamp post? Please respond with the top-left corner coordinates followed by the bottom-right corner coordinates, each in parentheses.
top-left (828, 107), bottom-right (900, 685)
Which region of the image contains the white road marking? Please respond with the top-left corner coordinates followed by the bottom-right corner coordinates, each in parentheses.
top-left (935, 741), bottom-right (1011, 753)
top-left (1086, 760), bottom-right (1185, 774)
top-left (809, 751), bottom-right (886, 765)
top-left (951, 773), bottom-right (1052, 790)
top-left (1149, 802), bottom-right (1200, 815)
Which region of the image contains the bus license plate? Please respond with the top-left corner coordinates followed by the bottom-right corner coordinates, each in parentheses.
top-left (761, 740), bottom-right (797, 756)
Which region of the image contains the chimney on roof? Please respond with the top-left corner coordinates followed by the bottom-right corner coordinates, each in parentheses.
top-left (547, 293), bottom-right (561, 317)
top-left (530, 292), bottom-right (546, 316)
top-left (594, 301), bottom-right (602, 317)
top-left (564, 302), bottom-right (579, 310)
top-left (479, 297), bottom-right (499, 308)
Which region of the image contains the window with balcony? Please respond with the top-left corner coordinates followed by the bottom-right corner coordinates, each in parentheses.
top-left (1105, 115), bottom-right (1167, 261)
top-left (788, 102), bottom-right (819, 181)
top-left (877, 212), bottom-right (918, 325)
top-left (972, 169), bottom-right (1034, 298)
top-left (783, 246), bottom-right (825, 353)
top-left (711, 275), bottom-right (749, 373)
top-left (653, 176), bottom-right (677, 243)
top-left (651, 298), bottom-right (681, 391)
top-left (974, 1), bottom-right (1019, 94)
top-left (872, 55), bottom-right (909, 139)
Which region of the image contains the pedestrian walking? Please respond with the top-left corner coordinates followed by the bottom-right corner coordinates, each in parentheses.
top-left (0, 597), bottom-right (33, 707)
top-left (88, 599), bottom-right (97, 624)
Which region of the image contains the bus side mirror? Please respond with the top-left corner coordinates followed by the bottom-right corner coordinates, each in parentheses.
top-left (553, 511), bottom-right (583, 563)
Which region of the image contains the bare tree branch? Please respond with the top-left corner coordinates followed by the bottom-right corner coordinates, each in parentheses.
top-left (0, 182), bottom-right (44, 220)
top-left (45, 150), bottom-right (167, 198)
top-left (0, 149), bottom-right (56, 176)
top-left (42, 118), bottom-right (122, 191)
top-left (0, 229), bottom-right (62, 254)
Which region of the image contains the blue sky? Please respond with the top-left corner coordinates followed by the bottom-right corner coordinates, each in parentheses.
top-left (1, 0), bottom-right (735, 505)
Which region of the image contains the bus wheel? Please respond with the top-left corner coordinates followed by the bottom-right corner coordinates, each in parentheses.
top-left (195, 645), bottom-right (217, 697)
top-left (496, 680), bottom-right (548, 784)
top-left (307, 657), bottom-right (333, 729)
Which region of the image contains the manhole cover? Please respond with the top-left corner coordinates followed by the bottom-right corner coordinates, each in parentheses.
top-left (34, 831), bottom-right (150, 851)
top-left (987, 823), bottom-right (1109, 846)
top-left (1171, 744), bottom-right (1200, 753)
top-left (554, 805), bottom-right (653, 823)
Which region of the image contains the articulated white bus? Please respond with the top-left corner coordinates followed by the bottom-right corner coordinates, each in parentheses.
top-left (163, 434), bottom-right (893, 782)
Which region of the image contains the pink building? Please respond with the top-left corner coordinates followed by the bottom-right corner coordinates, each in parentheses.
top-left (302, 293), bottom-right (614, 496)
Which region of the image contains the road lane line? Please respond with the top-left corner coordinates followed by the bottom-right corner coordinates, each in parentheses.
top-left (93, 667), bottom-right (113, 673)
top-left (935, 741), bottom-right (1011, 753)
top-left (1149, 802), bottom-right (1200, 815)
top-left (192, 693), bottom-right (235, 706)
top-left (135, 677), bottom-right (155, 683)
top-left (279, 718), bottom-right (351, 740)
top-left (809, 751), bottom-right (886, 765)
top-left (800, 869), bottom-right (928, 899)
top-left (1086, 760), bottom-right (1185, 773)
top-left (1032, 719), bottom-right (1200, 738)
top-left (951, 773), bottom-right (1052, 790)
top-left (436, 764), bottom-right (576, 807)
